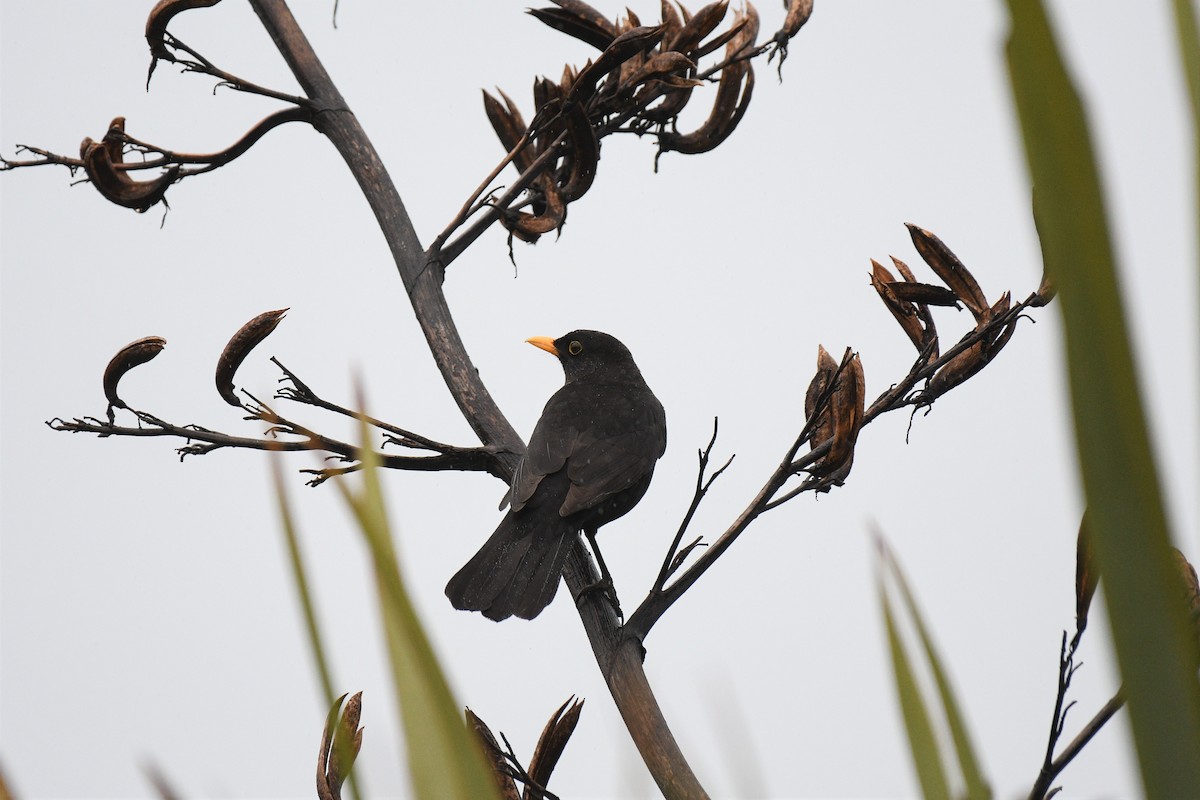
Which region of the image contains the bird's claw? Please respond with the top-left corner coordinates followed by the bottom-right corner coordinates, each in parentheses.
top-left (576, 577), bottom-right (623, 621)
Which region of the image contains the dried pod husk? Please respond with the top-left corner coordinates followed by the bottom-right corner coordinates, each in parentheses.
top-left (815, 352), bottom-right (865, 485)
top-left (804, 345), bottom-right (839, 458)
top-left (465, 709), bottom-right (521, 800)
top-left (905, 223), bottom-right (989, 321)
top-left (656, 5), bottom-right (757, 156)
top-left (104, 336), bottom-right (167, 412)
top-left (569, 25), bottom-right (665, 102)
top-left (627, 51), bottom-right (701, 91)
top-left (870, 259), bottom-right (926, 352)
top-left (890, 255), bottom-right (940, 358)
top-left (887, 281), bottom-right (960, 307)
top-left (501, 174), bottom-right (566, 243)
top-left (483, 89), bottom-right (537, 173)
top-left (559, 102), bottom-right (599, 202)
top-left (690, 15), bottom-right (751, 60)
top-left (780, 0), bottom-right (814, 39)
top-left (80, 135), bottom-right (180, 213)
top-left (925, 292), bottom-right (1015, 399)
top-left (526, 697), bottom-right (585, 798)
top-left (1075, 513), bottom-right (1097, 635)
top-left (527, 2), bottom-right (616, 51)
top-left (317, 692), bottom-right (364, 800)
top-left (215, 308), bottom-right (287, 406)
top-left (667, 0), bottom-right (730, 55)
top-left (145, 0), bottom-right (223, 84)
top-left (1031, 267), bottom-right (1057, 307)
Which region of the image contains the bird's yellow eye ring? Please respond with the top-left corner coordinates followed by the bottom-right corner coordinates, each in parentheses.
top-left (568, 340), bottom-right (583, 355)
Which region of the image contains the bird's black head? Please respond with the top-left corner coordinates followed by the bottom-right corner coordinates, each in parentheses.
top-left (527, 329), bottom-right (643, 384)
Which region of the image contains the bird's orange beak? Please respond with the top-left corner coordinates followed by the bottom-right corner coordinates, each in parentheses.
top-left (526, 336), bottom-right (558, 356)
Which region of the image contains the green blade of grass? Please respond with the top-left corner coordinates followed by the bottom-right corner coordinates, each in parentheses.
top-left (882, 575), bottom-right (951, 800)
top-left (335, 422), bottom-right (499, 800)
top-left (882, 545), bottom-right (991, 800)
top-left (1003, 1), bottom-right (1200, 794)
top-left (1171, 0), bottom-right (1200, 279)
top-left (271, 459), bottom-right (366, 800)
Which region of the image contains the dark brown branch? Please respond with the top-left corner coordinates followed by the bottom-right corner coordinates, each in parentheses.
top-left (1, 109), bottom-right (312, 178)
top-left (246, 2), bottom-right (706, 796)
top-left (627, 296), bottom-right (1041, 641)
top-left (155, 33), bottom-right (310, 106)
top-left (1029, 687), bottom-right (1126, 800)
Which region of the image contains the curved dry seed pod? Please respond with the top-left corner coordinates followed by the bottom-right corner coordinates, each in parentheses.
top-left (560, 102), bottom-right (599, 202)
top-left (568, 25), bottom-right (665, 102)
top-left (145, 0), bottom-right (223, 84)
top-left (668, 0), bottom-right (730, 54)
top-left (657, 5), bottom-right (757, 155)
top-left (628, 51), bottom-right (701, 89)
top-left (80, 136), bottom-right (181, 213)
top-left (870, 259), bottom-right (926, 351)
top-left (215, 308), bottom-right (287, 406)
top-left (781, 0), bottom-right (814, 39)
top-left (528, 5), bottom-right (615, 51)
top-left (103, 336), bottom-right (167, 412)
top-left (905, 223), bottom-right (989, 321)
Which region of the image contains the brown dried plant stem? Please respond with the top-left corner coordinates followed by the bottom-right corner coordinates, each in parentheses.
top-left (246, 1), bottom-right (707, 796)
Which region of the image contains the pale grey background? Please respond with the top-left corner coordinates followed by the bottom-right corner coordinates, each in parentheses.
top-left (2, 2), bottom-right (1196, 798)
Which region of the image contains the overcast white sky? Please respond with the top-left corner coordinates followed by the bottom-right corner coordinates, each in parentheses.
top-left (3, 2), bottom-right (1197, 798)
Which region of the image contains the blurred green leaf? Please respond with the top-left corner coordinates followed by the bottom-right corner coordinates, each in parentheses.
top-left (336, 420), bottom-right (499, 800)
top-left (884, 546), bottom-right (991, 800)
top-left (1171, 0), bottom-right (1200, 276)
top-left (882, 571), bottom-right (951, 800)
top-left (1004, 0), bottom-right (1200, 794)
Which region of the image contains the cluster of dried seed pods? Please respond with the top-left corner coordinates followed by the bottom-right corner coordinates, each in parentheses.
top-left (80, 117), bottom-right (180, 213)
top-left (485, 0), bottom-right (810, 243)
top-left (804, 345), bottom-right (865, 485)
top-left (870, 224), bottom-right (1019, 401)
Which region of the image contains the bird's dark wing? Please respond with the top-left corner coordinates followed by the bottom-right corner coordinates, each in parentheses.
top-left (511, 382), bottom-right (666, 516)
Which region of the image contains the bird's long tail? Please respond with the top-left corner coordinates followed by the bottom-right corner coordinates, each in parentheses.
top-left (445, 502), bottom-right (576, 621)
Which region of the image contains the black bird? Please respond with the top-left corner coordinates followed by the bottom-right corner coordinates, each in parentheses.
top-left (446, 330), bottom-right (667, 621)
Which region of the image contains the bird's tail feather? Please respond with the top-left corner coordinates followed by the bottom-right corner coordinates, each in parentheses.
top-left (445, 511), bottom-right (575, 621)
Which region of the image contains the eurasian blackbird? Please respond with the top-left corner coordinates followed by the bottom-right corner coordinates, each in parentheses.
top-left (445, 330), bottom-right (667, 621)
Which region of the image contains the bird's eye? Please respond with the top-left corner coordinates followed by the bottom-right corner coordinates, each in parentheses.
top-left (568, 340), bottom-right (583, 355)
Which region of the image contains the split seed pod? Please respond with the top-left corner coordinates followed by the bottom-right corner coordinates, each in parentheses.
top-left (80, 129), bottom-right (180, 213)
top-left (317, 692), bottom-right (363, 800)
top-left (925, 292), bottom-right (1016, 399)
top-left (145, 0), bottom-right (224, 85)
top-left (215, 308), bottom-right (287, 406)
top-left (465, 709), bottom-right (520, 800)
top-left (905, 223), bottom-right (989, 320)
top-left (527, 697), bottom-right (585, 796)
top-left (103, 336), bottom-right (167, 413)
top-left (870, 259), bottom-right (925, 352)
top-left (805, 347), bottom-right (865, 484)
top-left (527, 1), bottom-right (616, 51)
